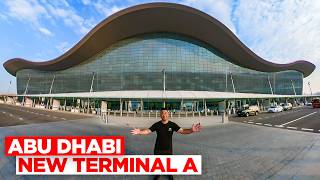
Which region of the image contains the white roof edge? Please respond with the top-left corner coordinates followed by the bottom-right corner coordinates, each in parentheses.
top-left (11, 90), bottom-right (320, 99)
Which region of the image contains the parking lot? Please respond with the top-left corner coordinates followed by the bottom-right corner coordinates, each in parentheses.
top-left (0, 104), bottom-right (91, 127)
top-left (231, 106), bottom-right (320, 133)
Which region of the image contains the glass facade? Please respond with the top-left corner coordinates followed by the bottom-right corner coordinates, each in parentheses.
top-left (16, 33), bottom-right (303, 95)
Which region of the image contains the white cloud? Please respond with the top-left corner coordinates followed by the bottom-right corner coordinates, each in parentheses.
top-left (56, 41), bottom-right (70, 53)
top-left (5, 0), bottom-right (48, 26)
top-left (232, 0), bottom-right (320, 94)
top-left (38, 27), bottom-right (53, 36)
top-left (180, 0), bottom-right (236, 33)
top-left (0, 12), bottom-right (8, 21)
top-left (45, 4), bottom-right (92, 34)
top-left (93, 1), bottom-right (126, 17)
top-left (82, 0), bottom-right (91, 6)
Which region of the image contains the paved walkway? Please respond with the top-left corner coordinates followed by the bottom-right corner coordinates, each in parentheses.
top-left (103, 115), bottom-right (225, 128)
top-left (0, 117), bottom-right (319, 180)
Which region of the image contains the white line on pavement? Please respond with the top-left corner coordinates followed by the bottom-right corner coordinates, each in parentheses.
top-left (264, 124), bottom-right (272, 127)
top-left (18, 117), bottom-right (23, 120)
top-left (275, 125), bottom-right (284, 128)
top-left (248, 121), bottom-right (254, 124)
top-left (280, 112), bottom-right (318, 126)
top-left (287, 127), bottom-right (298, 130)
top-left (255, 123), bottom-right (262, 125)
top-left (301, 128), bottom-right (314, 132)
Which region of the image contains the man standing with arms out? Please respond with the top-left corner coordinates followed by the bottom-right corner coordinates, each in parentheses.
top-left (131, 108), bottom-right (202, 180)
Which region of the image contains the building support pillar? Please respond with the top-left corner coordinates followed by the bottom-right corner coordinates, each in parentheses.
top-left (219, 100), bottom-right (228, 123)
top-left (140, 99), bottom-right (143, 117)
top-left (204, 99), bottom-right (207, 116)
top-left (120, 99), bottom-right (123, 117)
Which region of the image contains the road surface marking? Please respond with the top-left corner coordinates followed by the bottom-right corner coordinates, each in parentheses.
top-left (287, 127), bottom-right (298, 130)
top-left (280, 112), bottom-right (317, 126)
top-left (9, 114), bottom-right (13, 117)
top-left (18, 117), bottom-right (23, 120)
top-left (301, 128), bottom-right (314, 132)
top-left (255, 123), bottom-right (262, 125)
top-left (243, 121), bottom-right (247, 123)
top-left (264, 124), bottom-right (272, 127)
top-left (248, 121), bottom-right (254, 124)
top-left (275, 125), bottom-right (284, 128)
top-left (61, 118), bottom-right (66, 120)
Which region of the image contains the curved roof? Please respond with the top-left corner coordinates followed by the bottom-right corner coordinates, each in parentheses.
top-left (3, 2), bottom-right (315, 77)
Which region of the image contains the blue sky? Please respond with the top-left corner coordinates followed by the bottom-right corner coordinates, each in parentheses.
top-left (0, 0), bottom-right (319, 94)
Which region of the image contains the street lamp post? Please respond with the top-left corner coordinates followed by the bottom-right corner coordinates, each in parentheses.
top-left (308, 82), bottom-right (313, 95)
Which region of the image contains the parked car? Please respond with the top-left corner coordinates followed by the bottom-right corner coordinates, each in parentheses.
top-left (237, 105), bottom-right (260, 117)
top-left (268, 106), bottom-right (283, 113)
top-left (306, 102), bottom-right (313, 106)
top-left (311, 98), bottom-right (320, 108)
top-left (280, 103), bottom-right (293, 111)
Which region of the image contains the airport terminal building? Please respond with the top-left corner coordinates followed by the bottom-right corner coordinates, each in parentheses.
top-left (3, 3), bottom-right (315, 112)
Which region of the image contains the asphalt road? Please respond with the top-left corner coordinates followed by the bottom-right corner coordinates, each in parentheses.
top-left (230, 106), bottom-right (320, 133)
top-left (0, 104), bottom-right (91, 127)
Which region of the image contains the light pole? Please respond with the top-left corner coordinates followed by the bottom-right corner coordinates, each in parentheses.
top-left (162, 69), bottom-right (166, 108)
top-left (162, 69), bottom-right (166, 92)
top-left (308, 82), bottom-right (313, 95)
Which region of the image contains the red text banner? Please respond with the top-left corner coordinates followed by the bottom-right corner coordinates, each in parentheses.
top-left (5, 136), bottom-right (124, 156)
top-left (16, 155), bottom-right (201, 175)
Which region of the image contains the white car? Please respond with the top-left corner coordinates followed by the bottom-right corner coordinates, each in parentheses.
top-left (268, 106), bottom-right (283, 113)
top-left (280, 103), bottom-right (293, 111)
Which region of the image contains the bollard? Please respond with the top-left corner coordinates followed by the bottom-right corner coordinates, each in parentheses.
top-left (178, 111), bottom-right (180, 118)
top-left (149, 111), bottom-right (151, 118)
top-left (170, 112), bottom-right (173, 118)
top-left (192, 111), bottom-right (194, 117)
top-left (156, 111), bottom-right (157, 118)
top-left (185, 111), bottom-right (188, 117)
top-left (211, 111), bottom-right (213, 116)
top-left (198, 111), bottom-right (200, 117)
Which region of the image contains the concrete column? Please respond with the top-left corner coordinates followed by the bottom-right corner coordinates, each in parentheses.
top-left (64, 98), bottom-right (67, 111)
top-left (140, 99), bottom-right (143, 117)
top-left (204, 100), bottom-right (207, 116)
top-left (219, 100), bottom-right (228, 123)
top-left (128, 101), bottom-right (132, 112)
top-left (120, 99), bottom-right (123, 117)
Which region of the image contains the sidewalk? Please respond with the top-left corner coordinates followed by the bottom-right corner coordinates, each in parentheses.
top-left (101, 115), bottom-right (225, 128)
